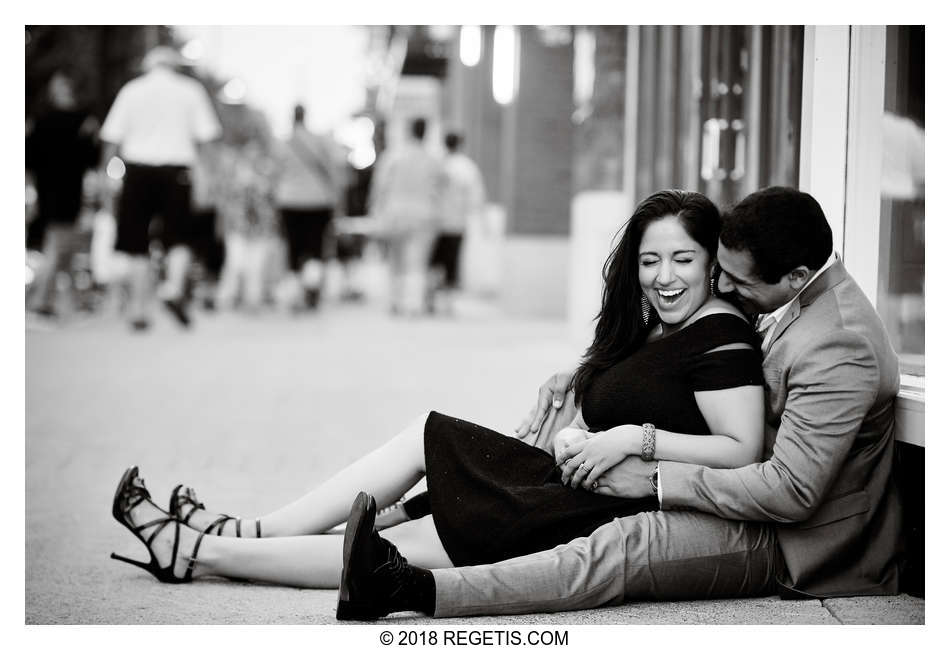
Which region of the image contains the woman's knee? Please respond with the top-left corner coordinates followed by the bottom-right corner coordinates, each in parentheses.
top-left (399, 411), bottom-right (432, 441)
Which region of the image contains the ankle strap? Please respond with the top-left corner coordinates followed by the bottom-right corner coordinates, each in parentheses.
top-left (183, 530), bottom-right (207, 581)
top-left (204, 515), bottom-right (235, 536)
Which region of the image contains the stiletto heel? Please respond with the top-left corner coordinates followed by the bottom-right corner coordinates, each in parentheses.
top-left (169, 484), bottom-right (262, 538)
top-left (111, 466), bottom-right (206, 584)
top-left (110, 552), bottom-right (151, 570)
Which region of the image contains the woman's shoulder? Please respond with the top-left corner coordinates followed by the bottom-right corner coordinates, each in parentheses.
top-left (679, 303), bottom-right (764, 390)
top-left (681, 301), bottom-right (758, 347)
top-left (689, 299), bottom-right (750, 327)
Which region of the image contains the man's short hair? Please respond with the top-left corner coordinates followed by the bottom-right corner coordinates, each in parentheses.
top-left (445, 132), bottom-right (463, 151)
top-left (720, 186), bottom-right (833, 284)
top-left (410, 117), bottom-right (427, 140)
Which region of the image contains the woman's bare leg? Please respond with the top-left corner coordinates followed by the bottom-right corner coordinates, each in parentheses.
top-left (379, 515), bottom-right (452, 569)
top-left (189, 516), bottom-right (451, 588)
top-left (183, 413), bottom-right (431, 537)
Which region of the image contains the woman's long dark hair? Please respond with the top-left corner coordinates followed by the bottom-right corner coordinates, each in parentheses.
top-left (573, 190), bottom-right (721, 406)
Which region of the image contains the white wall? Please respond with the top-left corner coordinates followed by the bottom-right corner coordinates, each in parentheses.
top-left (567, 191), bottom-right (630, 349)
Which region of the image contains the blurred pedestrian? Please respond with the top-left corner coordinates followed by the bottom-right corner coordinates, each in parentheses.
top-left (426, 131), bottom-right (485, 315)
top-left (215, 138), bottom-right (281, 312)
top-left (368, 118), bottom-right (441, 316)
top-left (188, 142), bottom-right (225, 310)
top-left (25, 71), bottom-right (100, 319)
top-left (275, 104), bottom-right (346, 311)
top-left (98, 45), bottom-right (222, 330)
top-left (336, 161), bottom-right (374, 302)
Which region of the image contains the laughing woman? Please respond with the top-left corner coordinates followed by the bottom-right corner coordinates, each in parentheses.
top-left (110, 190), bottom-right (765, 603)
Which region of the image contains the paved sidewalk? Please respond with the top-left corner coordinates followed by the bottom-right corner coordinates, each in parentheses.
top-left (24, 298), bottom-right (923, 625)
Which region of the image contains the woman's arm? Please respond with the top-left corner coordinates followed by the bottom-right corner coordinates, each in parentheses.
top-left (648, 384), bottom-right (764, 468)
top-left (560, 383), bottom-right (764, 488)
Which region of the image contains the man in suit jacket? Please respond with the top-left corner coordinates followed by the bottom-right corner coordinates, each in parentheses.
top-left (336, 187), bottom-right (903, 619)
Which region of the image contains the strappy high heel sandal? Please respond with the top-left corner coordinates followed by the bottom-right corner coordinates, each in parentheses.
top-left (110, 466), bottom-right (207, 583)
top-left (169, 484), bottom-right (262, 538)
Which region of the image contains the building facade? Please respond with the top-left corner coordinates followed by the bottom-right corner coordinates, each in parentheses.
top-left (376, 25), bottom-right (924, 449)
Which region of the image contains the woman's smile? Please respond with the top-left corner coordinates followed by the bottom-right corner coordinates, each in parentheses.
top-left (656, 288), bottom-right (687, 306)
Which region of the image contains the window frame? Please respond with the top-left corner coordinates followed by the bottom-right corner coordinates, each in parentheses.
top-left (801, 25), bottom-right (923, 445)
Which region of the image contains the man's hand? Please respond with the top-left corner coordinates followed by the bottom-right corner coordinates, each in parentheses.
top-left (586, 456), bottom-right (657, 499)
top-left (514, 371), bottom-right (575, 442)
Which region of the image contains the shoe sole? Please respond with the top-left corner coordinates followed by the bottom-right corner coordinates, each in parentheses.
top-left (336, 492), bottom-right (377, 621)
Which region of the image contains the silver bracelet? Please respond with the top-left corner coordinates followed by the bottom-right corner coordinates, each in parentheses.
top-left (641, 422), bottom-right (656, 461)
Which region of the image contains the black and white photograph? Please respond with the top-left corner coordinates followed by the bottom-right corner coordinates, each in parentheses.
top-left (19, 10), bottom-right (932, 637)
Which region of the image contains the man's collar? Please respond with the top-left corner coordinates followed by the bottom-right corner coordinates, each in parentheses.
top-left (760, 252), bottom-right (837, 324)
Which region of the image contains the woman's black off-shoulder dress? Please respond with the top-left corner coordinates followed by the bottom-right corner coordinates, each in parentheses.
top-left (423, 313), bottom-right (763, 566)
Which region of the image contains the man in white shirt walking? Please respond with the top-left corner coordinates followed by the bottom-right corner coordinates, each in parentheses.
top-left (99, 46), bottom-right (221, 330)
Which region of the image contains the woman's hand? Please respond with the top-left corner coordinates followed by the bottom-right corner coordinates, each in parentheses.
top-left (553, 426), bottom-right (588, 465)
top-left (559, 426), bottom-right (639, 489)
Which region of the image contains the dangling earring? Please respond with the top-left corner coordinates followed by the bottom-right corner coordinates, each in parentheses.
top-left (640, 293), bottom-right (651, 326)
top-left (708, 263), bottom-right (719, 298)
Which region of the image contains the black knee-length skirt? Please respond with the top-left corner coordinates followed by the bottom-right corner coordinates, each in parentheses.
top-left (423, 411), bottom-right (657, 566)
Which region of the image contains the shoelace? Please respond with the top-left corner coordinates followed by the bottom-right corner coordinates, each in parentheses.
top-left (372, 541), bottom-right (412, 597)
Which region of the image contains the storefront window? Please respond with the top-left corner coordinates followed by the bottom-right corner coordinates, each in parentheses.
top-left (698, 26), bottom-right (803, 208)
top-left (632, 26), bottom-right (803, 207)
top-left (877, 26), bottom-right (924, 378)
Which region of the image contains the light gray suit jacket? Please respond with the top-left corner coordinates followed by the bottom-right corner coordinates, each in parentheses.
top-left (661, 261), bottom-right (903, 597)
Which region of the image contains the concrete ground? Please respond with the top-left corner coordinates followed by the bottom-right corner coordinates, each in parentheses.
top-left (25, 294), bottom-right (923, 625)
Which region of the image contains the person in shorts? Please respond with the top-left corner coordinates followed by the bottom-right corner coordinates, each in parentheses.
top-left (99, 46), bottom-right (221, 330)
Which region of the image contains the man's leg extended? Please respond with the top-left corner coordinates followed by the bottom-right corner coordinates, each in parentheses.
top-left (431, 511), bottom-right (779, 618)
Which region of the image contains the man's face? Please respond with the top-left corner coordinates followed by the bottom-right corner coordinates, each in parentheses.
top-left (716, 242), bottom-right (796, 314)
